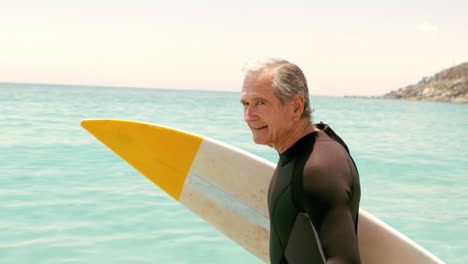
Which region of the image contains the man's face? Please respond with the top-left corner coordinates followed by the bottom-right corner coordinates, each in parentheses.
top-left (240, 70), bottom-right (295, 148)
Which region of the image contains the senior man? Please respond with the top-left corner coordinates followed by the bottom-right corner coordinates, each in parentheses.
top-left (240, 58), bottom-right (361, 264)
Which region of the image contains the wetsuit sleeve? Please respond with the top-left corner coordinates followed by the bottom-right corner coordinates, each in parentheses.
top-left (302, 159), bottom-right (361, 264)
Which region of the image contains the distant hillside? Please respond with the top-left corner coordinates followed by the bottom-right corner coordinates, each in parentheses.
top-left (383, 62), bottom-right (468, 103)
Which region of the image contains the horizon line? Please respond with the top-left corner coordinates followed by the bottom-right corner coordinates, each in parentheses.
top-left (0, 81), bottom-right (378, 97)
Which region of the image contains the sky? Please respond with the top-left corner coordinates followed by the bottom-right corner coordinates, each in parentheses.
top-left (1, 0), bottom-right (467, 96)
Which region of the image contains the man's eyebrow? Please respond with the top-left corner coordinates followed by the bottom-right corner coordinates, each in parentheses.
top-left (240, 97), bottom-right (268, 103)
top-left (253, 97), bottom-right (268, 102)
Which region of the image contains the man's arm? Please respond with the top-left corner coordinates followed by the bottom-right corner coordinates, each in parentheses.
top-left (312, 203), bottom-right (360, 264)
top-left (302, 166), bottom-right (361, 264)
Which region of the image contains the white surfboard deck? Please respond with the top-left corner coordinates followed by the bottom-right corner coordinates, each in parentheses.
top-left (81, 119), bottom-right (444, 264)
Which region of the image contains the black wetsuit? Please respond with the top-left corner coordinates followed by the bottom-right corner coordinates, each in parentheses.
top-left (268, 123), bottom-right (361, 264)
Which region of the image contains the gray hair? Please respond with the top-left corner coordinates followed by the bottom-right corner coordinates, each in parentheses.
top-left (242, 58), bottom-right (312, 119)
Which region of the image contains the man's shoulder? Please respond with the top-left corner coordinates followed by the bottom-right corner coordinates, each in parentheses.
top-left (301, 130), bottom-right (355, 183)
top-left (314, 122), bottom-right (351, 153)
top-left (312, 130), bottom-right (351, 162)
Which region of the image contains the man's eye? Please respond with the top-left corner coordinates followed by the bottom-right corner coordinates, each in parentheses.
top-left (242, 102), bottom-right (249, 106)
top-left (256, 101), bottom-right (265, 105)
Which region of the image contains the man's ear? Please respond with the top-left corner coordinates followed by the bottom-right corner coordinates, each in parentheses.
top-left (291, 94), bottom-right (305, 120)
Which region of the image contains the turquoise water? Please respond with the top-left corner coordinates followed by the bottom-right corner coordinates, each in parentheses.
top-left (0, 82), bottom-right (467, 263)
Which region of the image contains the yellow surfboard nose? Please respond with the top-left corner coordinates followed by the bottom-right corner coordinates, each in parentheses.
top-left (81, 120), bottom-right (203, 200)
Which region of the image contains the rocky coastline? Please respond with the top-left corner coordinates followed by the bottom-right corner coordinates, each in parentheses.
top-left (383, 62), bottom-right (468, 103)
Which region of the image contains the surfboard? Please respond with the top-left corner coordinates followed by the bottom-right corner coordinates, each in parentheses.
top-left (81, 119), bottom-right (444, 264)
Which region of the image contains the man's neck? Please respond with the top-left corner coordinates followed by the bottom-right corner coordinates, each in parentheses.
top-left (275, 119), bottom-right (318, 154)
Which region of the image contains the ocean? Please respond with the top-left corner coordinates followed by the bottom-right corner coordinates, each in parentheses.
top-left (0, 82), bottom-right (466, 263)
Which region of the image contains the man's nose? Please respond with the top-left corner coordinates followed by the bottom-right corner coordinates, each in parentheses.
top-left (244, 105), bottom-right (257, 122)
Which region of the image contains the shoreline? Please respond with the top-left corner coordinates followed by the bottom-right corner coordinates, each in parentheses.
top-left (344, 95), bottom-right (468, 104)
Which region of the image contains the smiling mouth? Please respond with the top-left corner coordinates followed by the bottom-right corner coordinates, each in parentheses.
top-left (251, 125), bottom-right (268, 130)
